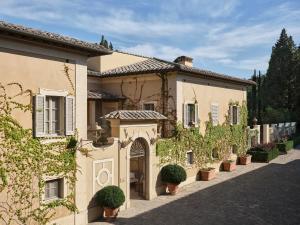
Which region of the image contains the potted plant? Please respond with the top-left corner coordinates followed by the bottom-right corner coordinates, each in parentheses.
top-left (96, 185), bottom-right (125, 221)
top-left (222, 159), bottom-right (236, 171)
top-left (161, 164), bottom-right (187, 195)
top-left (238, 154), bottom-right (252, 165)
top-left (199, 167), bottom-right (216, 181)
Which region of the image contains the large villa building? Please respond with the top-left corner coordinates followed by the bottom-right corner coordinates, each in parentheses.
top-left (0, 21), bottom-right (254, 225)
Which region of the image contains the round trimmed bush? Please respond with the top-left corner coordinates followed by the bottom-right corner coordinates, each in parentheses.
top-left (161, 164), bottom-right (187, 185)
top-left (96, 185), bottom-right (125, 209)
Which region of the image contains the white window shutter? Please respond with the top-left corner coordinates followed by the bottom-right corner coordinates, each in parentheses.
top-left (237, 106), bottom-right (241, 125)
top-left (229, 105), bottom-right (233, 125)
top-left (183, 104), bottom-right (188, 128)
top-left (34, 95), bottom-right (45, 137)
top-left (195, 103), bottom-right (199, 126)
top-left (65, 96), bottom-right (75, 135)
top-left (211, 104), bottom-right (219, 126)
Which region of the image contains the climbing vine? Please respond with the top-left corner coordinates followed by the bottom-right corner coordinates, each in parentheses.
top-left (0, 66), bottom-right (78, 224)
top-left (157, 101), bottom-right (249, 168)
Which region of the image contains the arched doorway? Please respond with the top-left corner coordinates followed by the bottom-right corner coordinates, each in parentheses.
top-left (129, 138), bottom-right (148, 200)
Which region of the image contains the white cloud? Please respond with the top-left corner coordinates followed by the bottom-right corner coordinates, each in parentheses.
top-left (1, 0), bottom-right (300, 76)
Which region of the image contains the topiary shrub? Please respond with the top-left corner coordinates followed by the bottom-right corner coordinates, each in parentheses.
top-left (96, 185), bottom-right (125, 209)
top-left (161, 164), bottom-right (187, 185)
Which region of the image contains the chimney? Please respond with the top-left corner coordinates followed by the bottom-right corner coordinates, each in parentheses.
top-left (174, 56), bottom-right (193, 67)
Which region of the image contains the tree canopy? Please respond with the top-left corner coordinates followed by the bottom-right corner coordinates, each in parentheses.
top-left (248, 28), bottom-right (300, 124)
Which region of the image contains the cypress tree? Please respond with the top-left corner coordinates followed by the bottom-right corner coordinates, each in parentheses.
top-left (100, 35), bottom-right (105, 46)
top-left (109, 42), bottom-right (113, 50)
top-left (264, 28), bottom-right (297, 121)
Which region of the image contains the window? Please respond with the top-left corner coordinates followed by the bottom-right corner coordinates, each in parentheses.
top-left (211, 103), bottom-right (219, 126)
top-left (212, 148), bottom-right (219, 159)
top-left (187, 151), bottom-right (194, 165)
top-left (230, 105), bottom-right (240, 125)
top-left (45, 179), bottom-right (63, 200)
top-left (184, 103), bottom-right (198, 127)
top-left (34, 94), bottom-right (74, 137)
top-left (45, 96), bottom-right (61, 135)
top-left (143, 103), bottom-right (155, 111)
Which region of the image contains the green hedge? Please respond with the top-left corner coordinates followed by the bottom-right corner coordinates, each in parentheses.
top-left (277, 140), bottom-right (294, 153)
top-left (247, 144), bottom-right (279, 163)
top-left (293, 135), bottom-right (300, 147)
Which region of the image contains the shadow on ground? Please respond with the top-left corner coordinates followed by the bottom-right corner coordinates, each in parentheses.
top-left (96, 156), bottom-right (300, 225)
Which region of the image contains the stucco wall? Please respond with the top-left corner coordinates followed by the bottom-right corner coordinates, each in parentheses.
top-left (177, 73), bottom-right (247, 133)
top-left (87, 51), bottom-right (147, 72)
top-left (0, 36), bottom-right (89, 225)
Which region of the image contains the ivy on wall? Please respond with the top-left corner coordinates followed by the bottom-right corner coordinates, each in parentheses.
top-left (156, 101), bottom-right (248, 168)
top-left (0, 66), bottom-right (79, 225)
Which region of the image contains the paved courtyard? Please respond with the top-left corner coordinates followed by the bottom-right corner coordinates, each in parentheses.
top-left (90, 147), bottom-right (300, 225)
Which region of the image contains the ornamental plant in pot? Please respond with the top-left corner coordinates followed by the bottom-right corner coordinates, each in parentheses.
top-left (96, 185), bottom-right (125, 221)
top-left (161, 164), bottom-right (187, 195)
top-left (222, 159), bottom-right (236, 171)
top-left (199, 167), bottom-right (216, 181)
top-left (239, 154), bottom-right (252, 165)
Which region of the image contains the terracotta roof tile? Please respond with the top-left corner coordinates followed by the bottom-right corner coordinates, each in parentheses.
top-left (103, 110), bottom-right (167, 120)
top-left (0, 20), bottom-right (111, 56)
top-left (88, 57), bottom-right (255, 85)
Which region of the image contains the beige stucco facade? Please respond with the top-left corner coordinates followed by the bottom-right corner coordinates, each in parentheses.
top-left (0, 35), bottom-right (100, 225)
top-left (86, 52), bottom-right (248, 203)
top-left (1, 26), bottom-right (250, 225)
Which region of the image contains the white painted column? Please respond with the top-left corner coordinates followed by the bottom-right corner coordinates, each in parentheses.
top-left (263, 124), bottom-right (270, 144)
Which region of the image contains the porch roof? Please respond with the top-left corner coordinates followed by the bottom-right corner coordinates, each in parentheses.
top-left (88, 90), bottom-right (125, 100)
top-left (103, 110), bottom-right (167, 120)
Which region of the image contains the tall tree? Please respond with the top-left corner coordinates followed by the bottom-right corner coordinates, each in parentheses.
top-left (109, 42), bottom-right (113, 50)
top-left (263, 28), bottom-right (297, 121)
top-left (100, 35), bottom-right (105, 46)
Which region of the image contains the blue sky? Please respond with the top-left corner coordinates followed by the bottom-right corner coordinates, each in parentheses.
top-left (1, 0), bottom-right (300, 79)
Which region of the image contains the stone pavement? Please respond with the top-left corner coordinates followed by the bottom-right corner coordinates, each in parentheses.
top-left (89, 148), bottom-right (300, 225)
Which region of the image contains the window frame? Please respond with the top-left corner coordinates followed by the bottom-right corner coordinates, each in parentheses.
top-left (183, 102), bottom-right (199, 128)
top-left (44, 178), bottom-right (65, 202)
top-left (34, 89), bottom-right (74, 138)
top-left (142, 101), bottom-right (157, 111)
top-left (45, 96), bottom-right (62, 136)
top-left (186, 150), bottom-right (194, 166)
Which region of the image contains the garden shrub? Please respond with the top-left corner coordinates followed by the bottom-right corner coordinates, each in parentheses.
top-left (277, 140), bottom-right (294, 153)
top-left (247, 143), bottom-right (279, 162)
top-left (96, 185), bottom-right (125, 209)
top-left (161, 164), bottom-right (187, 185)
top-left (293, 135), bottom-right (300, 147)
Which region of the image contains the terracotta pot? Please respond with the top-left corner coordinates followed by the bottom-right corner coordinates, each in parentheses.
top-left (167, 183), bottom-right (179, 195)
top-left (200, 168), bottom-right (216, 181)
top-left (223, 160), bottom-right (236, 172)
top-left (239, 155), bottom-right (252, 165)
top-left (103, 207), bottom-right (119, 221)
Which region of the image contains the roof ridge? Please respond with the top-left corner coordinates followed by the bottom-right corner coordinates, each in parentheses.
top-left (115, 50), bottom-right (152, 59)
top-left (0, 20), bottom-right (111, 55)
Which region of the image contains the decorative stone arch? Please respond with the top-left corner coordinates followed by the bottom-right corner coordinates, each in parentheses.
top-left (126, 135), bottom-right (152, 208)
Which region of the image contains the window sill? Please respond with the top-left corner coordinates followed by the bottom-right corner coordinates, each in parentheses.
top-left (43, 197), bottom-right (63, 204)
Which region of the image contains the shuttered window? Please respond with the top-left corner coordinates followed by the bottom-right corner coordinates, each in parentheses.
top-left (211, 104), bottom-right (219, 126)
top-left (34, 94), bottom-right (75, 137)
top-left (45, 96), bottom-right (60, 135)
top-left (45, 179), bottom-right (63, 200)
top-left (229, 105), bottom-right (240, 125)
top-left (183, 103), bottom-right (199, 127)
